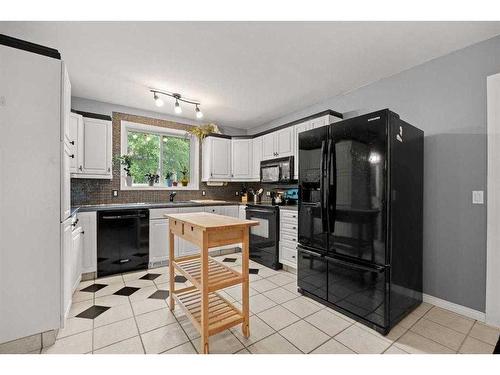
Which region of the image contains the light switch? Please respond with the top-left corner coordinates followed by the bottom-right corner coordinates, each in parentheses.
top-left (472, 190), bottom-right (484, 204)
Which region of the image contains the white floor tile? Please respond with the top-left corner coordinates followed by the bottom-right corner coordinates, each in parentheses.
top-left (311, 338), bottom-right (355, 354)
top-left (257, 305), bottom-right (300, 331)
top-left (394, 331), bottom-right (455, 354)
top-left (57, 317), bottom-right (93, 339)
top-left (192, 331), bottom-right (244, 354)
top-left (282, 296), bottom-right (322, 318)
top-left (335, 325), bottom-right (391, 354)
top-left (305, 309), bottom-right (352, 336)
top-left (247, 333), bottom-right (301, 354)
top-left (141, 323), bottom-right (189, 354)
top-left (42, 331), bottom-right (92, 354)
top-left (231, 315), bottom-right (275, 346)
top-left (135, 308), bottom-right (177, 334)
top-left (94, 336), bottom-right (144, 354)
top-left (94, 303), bottom-right (134, 328)
top-left (279, 320), bottom-right (329, 353)
top-left (262, 287), bottom-right (298, 304)
top-left (409, 318), bottom-right (465, 351)
top-left (93, 317), bottom-right (138, 350)
top-left (131, 298), bottom-right (168, 316)
top-left (163, 342), bottom-right (197, 354)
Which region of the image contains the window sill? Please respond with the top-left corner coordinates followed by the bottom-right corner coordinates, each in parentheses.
top-left (121, 184), bottom-right (199, 191)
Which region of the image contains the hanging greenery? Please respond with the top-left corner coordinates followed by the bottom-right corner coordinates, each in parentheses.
top-left (187, 123), bottom-right (221, 140)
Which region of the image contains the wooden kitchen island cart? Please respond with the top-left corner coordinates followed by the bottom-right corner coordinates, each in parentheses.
top-left (165, 212), bottom-right (259, 354)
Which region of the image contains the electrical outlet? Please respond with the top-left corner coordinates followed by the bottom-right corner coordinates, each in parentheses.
top-left (266, 191), bottom-right (271, 197)
top-left (472, 190), bottom-right (484, 204)
top-left (235, 191), bottom-right (239, 196)
top-left (112, 190), bottom-right (118, 197)
top-left (201, 190), bottom-right (206, 196)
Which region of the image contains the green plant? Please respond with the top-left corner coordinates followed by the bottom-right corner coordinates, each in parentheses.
top-left (113, 154), bottom-right (133, 176)
top-left (144, 172), bottom-right (159, 184)
top-left (165, 171), bottom-right (174, 179)
top-left (187, 123), bottom-right (220, 140)
top-left (179, 165), bottom-right (189, 178)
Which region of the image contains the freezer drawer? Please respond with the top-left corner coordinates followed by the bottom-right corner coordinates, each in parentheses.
top-left (326, 256), bottom-right (388, 328)
top-left (297, 247), bottom-right (327, 300)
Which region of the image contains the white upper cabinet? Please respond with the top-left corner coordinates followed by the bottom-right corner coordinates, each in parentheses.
top-left (68, 113), bottom-right (81, 174)
top-left (262, 132), bottom-right (275, 160)
top-left (73, 117), bottom-right (112, 179)
top-left (202, 136), bottom-right (231, 181)
top-left (293, 120), bottom-right (313, 179)
top-left (251, 136), bottom-right (263, 180)
top-left (61, 64), bottom-right (72, 147)
top-left (231, 138), bottom-right (252, 180)
top-left (262, 126), bottom-right (294, 160)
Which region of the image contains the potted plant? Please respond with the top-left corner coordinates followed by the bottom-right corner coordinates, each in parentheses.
top-left (172, 180), bottom-right (178, 187)
top-left (145, 172), bottom-right (159, 187)
top-left (187, 123), bottom-right (221, 141)
top-left (114, 154), bottom-right (133, 186)
top-left (165, 171), bottom-right (174, 187)
top-left (179, 165), bottom-right (189, 187)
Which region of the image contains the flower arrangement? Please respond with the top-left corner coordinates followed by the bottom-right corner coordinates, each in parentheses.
top-left (187, 123), bottom-right (221, 140)
top-left (145, 172), bottom-right (159, 186)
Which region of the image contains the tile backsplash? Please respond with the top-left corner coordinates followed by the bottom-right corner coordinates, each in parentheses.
top-left (71, 112), bottom-right (260, 206)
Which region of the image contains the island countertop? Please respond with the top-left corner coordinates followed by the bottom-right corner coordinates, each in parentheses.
top-left (165, 212), bottom-right (259, 230)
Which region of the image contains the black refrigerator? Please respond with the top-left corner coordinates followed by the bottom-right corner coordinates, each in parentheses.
top-left (297, 109), bottom-right (423, 335)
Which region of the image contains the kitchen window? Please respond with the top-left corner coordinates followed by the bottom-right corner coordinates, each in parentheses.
top-left (120, 121), bottom-right (199, 190)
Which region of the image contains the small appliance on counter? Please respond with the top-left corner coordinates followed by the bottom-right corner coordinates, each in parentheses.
top-left (271, 188), bottom-right (299, 205)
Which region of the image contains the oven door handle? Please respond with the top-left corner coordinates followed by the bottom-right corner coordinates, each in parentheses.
top-left (246, 208), bottom-right (276, 215)
top-left (299, 247), bottom-right (324, 258)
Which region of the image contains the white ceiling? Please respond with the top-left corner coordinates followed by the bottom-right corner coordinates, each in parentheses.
top-left (2, 22), bottom-right (500, 129)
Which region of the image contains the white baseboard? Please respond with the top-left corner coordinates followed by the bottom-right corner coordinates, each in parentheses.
top-left (423, 293), bottom-right (485, 322)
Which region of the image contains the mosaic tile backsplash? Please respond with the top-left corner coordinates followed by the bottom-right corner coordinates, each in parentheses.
top-left (71, 112), bottom-right (260, 206)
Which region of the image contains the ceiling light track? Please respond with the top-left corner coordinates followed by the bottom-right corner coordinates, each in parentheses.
top-left (150, 89), bottom-right (203, 119)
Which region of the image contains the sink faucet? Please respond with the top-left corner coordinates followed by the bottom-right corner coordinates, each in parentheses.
top-left (169, 192), bottom-right (177, 202)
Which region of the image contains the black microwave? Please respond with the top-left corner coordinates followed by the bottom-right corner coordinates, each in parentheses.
top-left (260, 156), bottom-right (294, 183)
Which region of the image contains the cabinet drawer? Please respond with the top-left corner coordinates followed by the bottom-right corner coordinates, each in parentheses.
top-left (281, 221), bottom-right (297, 232)
top-left (280, 210), bottom-right (298, 222)
top-left (150, 208), bottom-right (178, 219)
top-left (280, 243), bottom-right (297, 264)
top-left (280, 231), bottom-right (298, 243)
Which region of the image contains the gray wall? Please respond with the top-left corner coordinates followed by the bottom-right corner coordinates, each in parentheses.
top-left (71, 97), bottom-right (246, 136)
top-left (249, 35), bottom-right (500, 312)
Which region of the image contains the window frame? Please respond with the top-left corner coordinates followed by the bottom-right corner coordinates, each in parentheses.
top-left (120, 120), bottom-right (199, 191)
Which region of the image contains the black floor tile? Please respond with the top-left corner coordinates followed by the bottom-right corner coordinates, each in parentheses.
top-left (114, 286), bottom-right (140, 296)
top-left (148, 290), bottom-right (170, 300)
top-left (140, 273), bottom-right (161, 281)
top-left (174, 275), bottom-right (187, 283)
top-left (76, 305), bottom-right (110, 319)
top-left (223, 257), bottom-right (237, 263)
top-left (80, 283), bottom-right (107, 293)
top-left (249, 268), bottom-right (260, 275)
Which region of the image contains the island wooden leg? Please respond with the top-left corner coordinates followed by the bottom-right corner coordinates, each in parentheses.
top-left (241, 228), bottom-right (250, 337)
top-left (200, 232), bottom-right (210, 354)
top-left (169, 229), bottom-right (175, 311)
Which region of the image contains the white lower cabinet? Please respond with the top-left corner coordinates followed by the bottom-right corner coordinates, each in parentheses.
top-left (62, 218), bottom-right (73, 321)
top-left (224, 205), bottom-right (239, 218)
top-left (279, 209), bottom-right (298, 268)
top-left (239, 205), bottom-right (246, 220)
top-left (71, 226), bottom-right (83, 290)
top-left (79, 211), bottom-right (97, 274)
top-left (149, 208), bottom-right (178, 267)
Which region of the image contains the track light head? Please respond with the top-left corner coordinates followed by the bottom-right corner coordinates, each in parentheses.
top-left (153, 92), bottom-right (164, 107)
top-left (174, 99), bottom-right (182, 114)
top-left (195, 105), bottom-right (203, 119)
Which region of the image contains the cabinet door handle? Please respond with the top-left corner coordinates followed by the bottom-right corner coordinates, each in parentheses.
top-left (81, 231), bottom-right (85, 235)
top-left (292, 226), bottom-right (296, 230)
top-left (70, 154), bottom-right (75, 159)
top-left (79, 165), bottom-right (83, 171)
top-left (107, 167), bottom-right (111, 172)
top-left (70, 140), bottom-right (75, 145)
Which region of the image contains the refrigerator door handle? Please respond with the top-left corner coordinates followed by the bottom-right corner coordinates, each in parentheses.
top-left (299, 247), bottom-right (324, 258)
top-left (325, 256), bottom-right (385, 273)
top-left (326, 138), bottom-right (333, 232)
top-left (319, 140), bottom-right (327, 230)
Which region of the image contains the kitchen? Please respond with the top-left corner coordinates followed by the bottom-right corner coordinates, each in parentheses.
top-left (1, 19), bottom-right (500, 362)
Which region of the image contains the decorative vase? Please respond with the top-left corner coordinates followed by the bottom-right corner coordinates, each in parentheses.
top-left (166, 178), bottom-right (173, 187)
top-left (181, 178), bottom-right (188, 187)
top-left (173, 181), bottom-right (178, 187)
top-left (125, 175), bottom-right (133, 187)
top-left (148, 180), bottom-right (155, 187)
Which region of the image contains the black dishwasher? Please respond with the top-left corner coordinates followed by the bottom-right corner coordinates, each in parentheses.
top-left (97, 209), bottom-right (149, 277)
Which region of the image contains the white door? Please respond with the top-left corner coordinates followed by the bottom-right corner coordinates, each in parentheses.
top-left (224, 206), bottom-right (239, 218)
top-left (276, 127), bottom-right (294, 158)
top-left (61, 143), bottom-right (72, 221)
top-left (81, 118), bottom-right (111, 175)
top-left (61, 63), bottom-right (72, 146)
top-left (150, 219), bottom-right (171, 265)
top-left (71, 227), bottom-right (83, 291)
top-left (211, 137), bottom-right (231, 179)
top-left (79, 211), bottom-right (97, 274)
top-left (177, 207), bottom-right (204, 256)
top-left (252, 136), bottom-right (263, 180)
top-left (68, 113), bottom-right (80, 173)
top-left (486, 73), bottom-right (500, 327)
top-left (61, 218), bottom-right (73, 321)
top-left (293, 121), bottom-right (313, 179)
top-left (262, 132), bottom-right (276, 160)
top-left (231, 138), bottom-right (252, 180)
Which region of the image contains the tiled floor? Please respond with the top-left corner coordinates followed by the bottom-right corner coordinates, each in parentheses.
top-left (38, 252), bottom-right (500, 354)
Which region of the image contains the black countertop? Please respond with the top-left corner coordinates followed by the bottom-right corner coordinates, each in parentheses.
top-left (73, 201), bottom-right (244, 213)
top-left (72, 200), bottom-right (298, 213)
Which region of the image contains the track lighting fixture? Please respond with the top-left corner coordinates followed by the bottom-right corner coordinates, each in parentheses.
top-left (150, 89), bottom-right (203, 119)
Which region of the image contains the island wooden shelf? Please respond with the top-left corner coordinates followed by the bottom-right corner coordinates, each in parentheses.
top-left (165, 212), bottom-right (259, 354)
